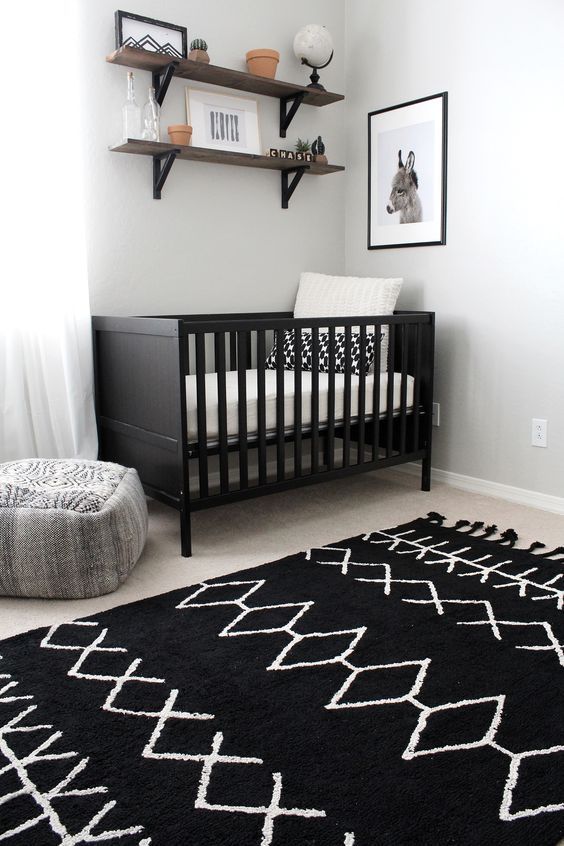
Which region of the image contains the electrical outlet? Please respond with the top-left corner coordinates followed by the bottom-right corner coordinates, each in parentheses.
top-left (531, 418), bottom-right (548, 448)
top-left (432, 402), bottom-right (440, 427)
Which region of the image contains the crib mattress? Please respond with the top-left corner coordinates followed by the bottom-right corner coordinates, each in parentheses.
top-left (186, 370), bottom-right (414, 446)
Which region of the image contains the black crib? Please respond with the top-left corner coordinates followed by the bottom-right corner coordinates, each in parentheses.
top-left (92, 311), bottom-right (435, 556)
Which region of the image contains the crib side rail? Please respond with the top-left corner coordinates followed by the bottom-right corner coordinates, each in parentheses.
top-left (181, 311), bottom-right (434, 507)
top-left (179, 312), bottom-right (433, 334)
top-left (92, 316), bottom-right (190, 526)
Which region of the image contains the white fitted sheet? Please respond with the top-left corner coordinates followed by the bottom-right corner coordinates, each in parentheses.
top-left (186, 370), bottom-right (414, 445)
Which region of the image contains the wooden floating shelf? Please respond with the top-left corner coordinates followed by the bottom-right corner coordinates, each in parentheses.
top-left (106, 50), bottom-right (345, 205)
top-left (110, 139), bottom-right (345, 176)
top-left (106, 46), bottom-right (344, 108)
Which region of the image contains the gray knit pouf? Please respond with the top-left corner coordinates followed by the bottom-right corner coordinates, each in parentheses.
top-left (0, 459), bottom-right (148, 599)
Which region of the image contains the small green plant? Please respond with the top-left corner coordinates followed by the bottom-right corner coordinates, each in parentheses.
top-left (190, 38), bottom-right (208, 52)
top-left (294, 137), bottom-right (311, 153)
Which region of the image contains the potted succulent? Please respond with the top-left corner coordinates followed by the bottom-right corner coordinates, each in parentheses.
top-left (295, 137), bottom-right (312, 162)
top-left (245, 48), bottom-right (280, 79)
top-left (295, 138), bottom-right (311, 153)
top-left (189, 38), bottom-right (210, 63)
top-left (312, 135), bottom-right (327, 164)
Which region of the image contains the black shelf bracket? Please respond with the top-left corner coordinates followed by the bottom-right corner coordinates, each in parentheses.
top-left (279, 92), bottom-right (306, 138)
top-left (152, 61), bottom-right (179, 107)
top-left (281, 166), bottom-right (309, 209)
top-left (153, 150), bottom-right (180, 199)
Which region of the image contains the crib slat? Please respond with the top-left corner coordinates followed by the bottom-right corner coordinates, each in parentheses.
top-left (257, 329), bottom-right (267, 486)
top-left (214, 332), bottom-right (229, 494)
top-left (343, 326), bottom-right (351, 468)
top-left (357, 325), bottom-right (367, 464)
top-left (195, 332), bottom-right (209, 499)
top-left (229, 331), bottom-right (237, 371)
top-left (386, 323), bottom-right (396, 458)
top-left (399, 323), bottom-right (409, 455)
top-left (327, 326), bottom-right (335, 470)
top-left (311, 327), bottom-right (320, 474)
top-left (276, 328), bottom-right (285, 481)
top-left (413, 323), bottom-right (422, 452)
top-left (372, 323), bottom-right (381, 461)
top-left (237, 331), bottom-right (249, 490)
top-left (184, 335), bottom-right (191, 375)
top-left (293, 327), bottom-right (302, 477)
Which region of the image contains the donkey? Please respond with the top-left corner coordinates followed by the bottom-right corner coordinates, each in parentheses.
top-left (386, 150), bottom-right (422, 223)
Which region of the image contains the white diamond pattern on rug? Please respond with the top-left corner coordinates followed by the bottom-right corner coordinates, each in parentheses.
top-left (402, 695), bottom-right (506, 760)
top-left (176, 579), bottom-right (265, 610)
top-left (326, 659), bottom-right (431, 710)
top-left (268, 627), bottom-right (367, 671)
top-left (497, 746), bottom-right (564, 821)
top-left (219, 602), bottom-right (314, 638)
top-left (177, 573), bottom-right (559, 821)
top-left (176, 573), bottom-right (561, 831)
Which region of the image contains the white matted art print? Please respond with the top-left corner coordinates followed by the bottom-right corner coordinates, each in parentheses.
top-left (368, 92), bottom-right (447, 249)
top-left (186, 89), bottom-right (261, 155)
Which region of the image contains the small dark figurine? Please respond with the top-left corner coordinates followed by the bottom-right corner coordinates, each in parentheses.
top-left (311, 135), bottom-right (327, 164)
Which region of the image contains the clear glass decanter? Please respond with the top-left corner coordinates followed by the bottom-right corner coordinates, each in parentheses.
top-left (122, 71), bottom-right (141, 142)
top-left (141, 87), bottom-right (161, 142)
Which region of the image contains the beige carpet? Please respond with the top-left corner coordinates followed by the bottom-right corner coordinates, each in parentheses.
top-left (1, 469), bottom-right (562, 640)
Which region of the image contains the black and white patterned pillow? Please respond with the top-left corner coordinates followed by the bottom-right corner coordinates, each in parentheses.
top-left (265, 331), bottom-right (380, 375)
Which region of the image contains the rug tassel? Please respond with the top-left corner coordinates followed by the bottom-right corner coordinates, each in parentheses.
top-left (454, 519), bottom-right (471, 530)
top-left (468, 521), bottom-right (484, 534)
top-left (541, 545), bottom-right (564, 559)
top-left (495, 528), bottom-right (518, 547)
top-left (427, 512), bottom-right (446, 525)
top-left (526, 541), bottom-right (546, 554)
top-left (480, 524), bottom-right (498, 538)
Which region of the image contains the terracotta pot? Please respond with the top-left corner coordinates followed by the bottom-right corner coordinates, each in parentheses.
top-left (314, 154), bottom-right (328, 165)
top-left (189, 49), bottom-right (210, 63)
top-left (168, 124), bottom-right (193, 146)
top-left (246, 49), bottom-right (280, 79)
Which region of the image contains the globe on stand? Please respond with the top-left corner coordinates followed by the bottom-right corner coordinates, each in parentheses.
top-left (293, 24), bottom-right (334, 90)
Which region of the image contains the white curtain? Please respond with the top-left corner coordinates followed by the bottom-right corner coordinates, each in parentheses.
top-left (0, 0), bottom-right (97, 462)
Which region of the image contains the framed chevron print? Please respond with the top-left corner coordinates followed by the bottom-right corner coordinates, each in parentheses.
top-left (115, 11), bottom-right (188, 60)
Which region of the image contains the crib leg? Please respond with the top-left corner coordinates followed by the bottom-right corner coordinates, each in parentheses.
top-left (180, 508), bottom-right (192, 557)
top-left (421, 456), bottom-right (432, 491)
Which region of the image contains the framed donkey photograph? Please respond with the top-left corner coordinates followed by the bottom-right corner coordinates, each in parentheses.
top-left (368, 92), bottom-right (448, 249)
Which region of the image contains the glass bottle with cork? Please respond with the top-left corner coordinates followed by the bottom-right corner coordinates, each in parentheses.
top-left (122, 71), bottom-right (141, 142)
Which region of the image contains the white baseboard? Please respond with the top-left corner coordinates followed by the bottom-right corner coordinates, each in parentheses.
top-left (392, 463), bottom-right (564, 515)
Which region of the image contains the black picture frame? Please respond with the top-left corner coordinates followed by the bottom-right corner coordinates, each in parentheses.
top-left (368, 92), bottom-right (448, 250)
top-left (115, 10), bottom-right (188, 60)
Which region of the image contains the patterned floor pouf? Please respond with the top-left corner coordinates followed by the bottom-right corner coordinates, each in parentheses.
top-left (0, 459), bottom-right (148, 599)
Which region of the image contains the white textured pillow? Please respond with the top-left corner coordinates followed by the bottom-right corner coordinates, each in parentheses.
top-left (293, 272), bottom-right (403, 371)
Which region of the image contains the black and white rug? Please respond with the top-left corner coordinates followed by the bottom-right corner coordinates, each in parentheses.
top-left (1, 514), bottom-right (563, 845)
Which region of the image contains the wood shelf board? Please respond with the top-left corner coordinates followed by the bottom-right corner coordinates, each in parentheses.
top-left (107, 46), bottom-right (344, 107)
top-left (110, 140), bottom-right (345, 175)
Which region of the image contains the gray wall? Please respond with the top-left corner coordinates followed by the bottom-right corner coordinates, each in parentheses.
top-left (345, 0), bottom-right (564, 498)
top-left (82, 0), bottom-right (564, 500)
top-left (80, 0), bottom-right (346, 316)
